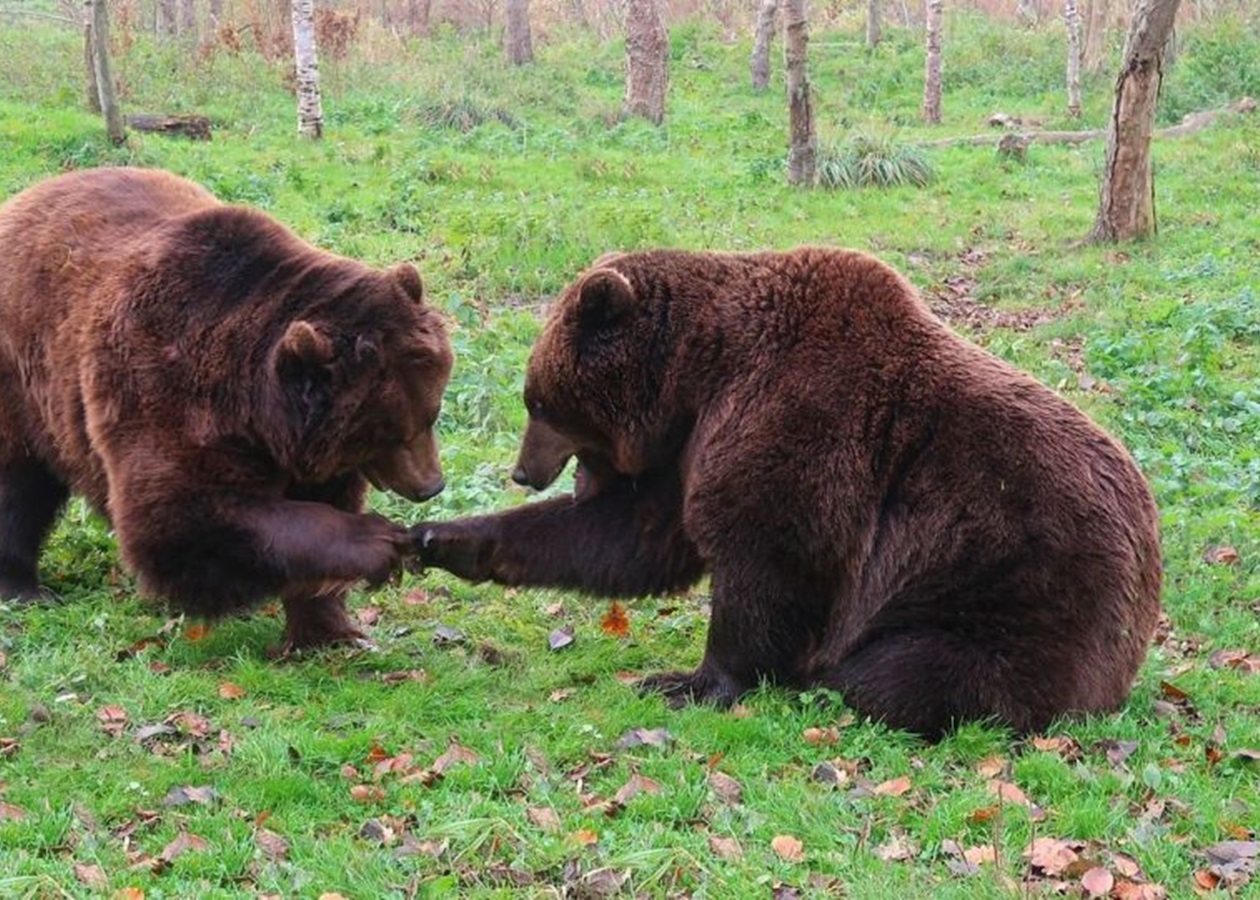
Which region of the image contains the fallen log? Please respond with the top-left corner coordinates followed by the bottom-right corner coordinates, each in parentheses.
top-left (924, 97), bottom-right (1255, 148)
top-left (124, 114), bottom-right (212, 141)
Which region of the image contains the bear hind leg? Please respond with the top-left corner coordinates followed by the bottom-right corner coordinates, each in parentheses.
top-left (823, 630), bottom-right (1059, 739)
top-left (0, 460), bottom-right (69, 603)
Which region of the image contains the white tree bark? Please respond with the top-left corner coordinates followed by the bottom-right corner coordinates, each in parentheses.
top-left (90, 0), bottom-right (125, 144)
top-left (1083, 0), bottom-right (1110, 71)
top-left (1066, 0), bottom-right (1083, 117)
top-left (624, 0), bottom-right (668, 125)
top-left (922, 0), bottom-right (943, 124)
top-left (750, 0), bottom-right (778, 91)
top-left (867, 0), bottom-right (882, 47)
top-left (291, 0), bottom-right (323, 140)
top-left (784, 0), bottom-right (815, 186)
top-left (1090, 0), bottom-right (1182, 241)
top-left (505, 0), bottom-right (533, 65)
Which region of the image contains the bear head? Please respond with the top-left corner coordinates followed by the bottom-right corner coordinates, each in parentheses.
top-left (512, 257), bottom-right (698, 501)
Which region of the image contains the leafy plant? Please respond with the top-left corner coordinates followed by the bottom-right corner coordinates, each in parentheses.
top-left (817, 133), bottom-right (935, 189)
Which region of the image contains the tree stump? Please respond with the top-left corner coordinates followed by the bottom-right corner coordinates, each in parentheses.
top-left (124, 114), bottom-right (212, 140)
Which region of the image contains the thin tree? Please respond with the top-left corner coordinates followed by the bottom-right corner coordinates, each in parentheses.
top-left (505, 0), bottom-right (533, 65)
top-left (1089, 0), bottom-right (1182, 242)
top-left (922, 0), bottom-right (943, 124)
top-left (624, 0), bottom-right (668, 125)
top-left (291, 0), bottom-right (323, 139)
top-left (867, 0), bottom-right (882, 48)
top-left (784, 0), bottom-right (815, 186)
top-left (750, 0), bottom-right (778, 91)
top-left (83, 0), bottom-right (100, 113)
top-left (90, 0), bottom-right (125, 144)
top-left (1083, 0), bottom-right (1109, 72)
top-left (1065, 0), bottom-right (1083, 117)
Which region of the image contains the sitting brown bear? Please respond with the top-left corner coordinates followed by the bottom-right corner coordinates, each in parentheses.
top-left (0, 167), bottom-right (452, 650)
top-left (416, 248), bottom-right (1162, 737)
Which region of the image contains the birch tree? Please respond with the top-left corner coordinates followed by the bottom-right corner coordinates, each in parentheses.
top-left (291, 0), bottom-right (324, 139)
top-left (784, 0), bottom-right (815, 186)
top-left (867, 0), bottom-right (882, 48)
top-left (1065, 0), bottom-right (1083, 117)
top-left (624, 0), bottom-right (668, 125)
top-left (90, 0), bottom-right (125, 144)
top-left (922, 0), bottom-right (943, 124)
top-left (1089, 0), bottom-right (1182, 241)
top-left (505, 0), bottom-right (533, 65)
top-left (750, 0), bottom-right (778, 91)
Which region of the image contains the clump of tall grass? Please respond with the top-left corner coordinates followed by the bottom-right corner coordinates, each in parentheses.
top-left (817, 133), bottom-right (934, 189)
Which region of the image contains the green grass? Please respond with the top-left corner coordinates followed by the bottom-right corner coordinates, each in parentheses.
top-left (2, 11), bottom-right (1260, 898)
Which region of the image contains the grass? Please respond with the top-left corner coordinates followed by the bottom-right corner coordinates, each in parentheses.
top-left (2, 10), bottom-right (1260, 898)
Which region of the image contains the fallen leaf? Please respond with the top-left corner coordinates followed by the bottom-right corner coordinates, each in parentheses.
top-left (432, 740), bottom-right (479, 774)
top-left (170, 712), bottom-right (212, 737)
top-left (97, 705), bottom-right (129, 737)
top-left (809, 761), bottom-right (850, 787)
top-left (708, 771), bottom-right (743, 805)
top-left (975, 755), bottom-right (1006, 778)
top-left (356, 605), bottom-right (381, 626)
top-left (358, 818), bottom-right (396, 845)
top-left (381, 669), bottom-right (427, 685)
top-left (549, 688), bottom-right (576, 703)
top-left (987, 779), bottom-right (1031, 806)
top-left (600, 602), bottom-right (630, 638)
top-left (160, 831), bottom-right (208, 863)
top-left (527, 806), bottom-right (562, 833)
top-left (1159, 681), bottom-right (1189, 701)
top-left (0, 737), bottom-right (18, 758)
top-left (161, 785), bottom-right (217, 807)
top-left (432, 624), bottom-right (466, 645)
top-left (967, 804), bottom-right (1001, 825)
top-left (613, 773), bottom-right (663, 805)
top-left (802, 726), bottom-right (839, 745)
top-left (73, 863), bottom-right (108, 888)
top-left (402, 588), bottom-right (429, 605)
top-left (1097, 739), bottom-right (1140, 767)
top-left (771, 834), bottom-right (805, 862)
top-left (548, 627), bottom-right (575, 651)
top-left (318, 894), bottom-right (349, 900)
top-left (1193, 870), bottom-right (1221, 890)
top-left (349, 784), bottom-right (385, 803)
top-left (217, 681), bottom-right (246, 700)
top-left (614, 727), bottom-right (674, 750)
top-left (256, 829), bottom-right (289, 861)
top-left (183, 623), bottom-right (211, 641)
top-left (397, 836), bottom-right (448, 858)
top-left (1081, 867), bottom-right (1114, 897)
top-left (0, 650), bottom-right (6, 669)
top-left (112, 889), bottom-right (145, 900)
top-left (709, 835), bottom-right (743, 859)
top-left (1025, 836), bottom-right (1081, 876)
top-left (963, 845), bottom-right (996, 866)
top-left (570, 828), bottom-right (599, 846)
top-left (1203, 841), bottom-right (1259, 865)
top-left (873, 775), bottom-right (912, 797)
top-left (1203, 545), bottom-right (1241, 566)
top-left (873, 832), bottom-right (920, 861)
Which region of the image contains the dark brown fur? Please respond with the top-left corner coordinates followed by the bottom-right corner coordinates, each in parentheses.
top-left (0, 167), bottom-right (453, 649)
top-left (417, 248), bottom-right (1162, 737)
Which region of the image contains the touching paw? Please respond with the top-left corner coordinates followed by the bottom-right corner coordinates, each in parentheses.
top-left (635, 667), bottom-right (744, 710)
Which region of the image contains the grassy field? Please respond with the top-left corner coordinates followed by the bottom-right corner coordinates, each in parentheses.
top-left (2, 11), bottom-right (1260, 898)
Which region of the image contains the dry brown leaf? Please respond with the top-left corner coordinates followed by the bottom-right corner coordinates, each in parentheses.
top-left (160, 831), bottom-right (208, 863)
top-left (527, 806), bottom-right (562, 833)
top-left (256, 829), bottom-right (290, 861)
top-left (967, 804), bottom-right (1001, 825)
top-left (365, 743), bottom-right (390, 764)
top-left (873, 832), bottom-right (920, 861)
top-left (1192, 870), bottom-right (1220, 890)
top-left (613, 773), bottom-right (663, 805)
top-left (112, 889), bottom-right (145, 900)
top-left (570, 828), bottom-right (599, 846)
top-left (97, 705), bottom-right (129, 737)
top-left (975, 755), bottom-right (1006, 778)
top-left (356, 605), bottom-right (381, 626)
top-left (771, 834), bottom-right (805, 862)
top-left (709, 836), bottom-right (743, 859)
top-left (987, 779), bottom-right (1031, 806)
top-left (1203, 545), bottom-right (1241, 566)
top-left (600, 602), bottom-right (631, 638)
top-left (349, 784), bottom-right (385, 803)
top-left (802, 726), bottom-right (839, 746)
top-left (318, 894), bottom-right (349, 900)
top-left (708, 771), bottom-right (743, 805)
top-left (73, 863), bottom-right (108, 888)
top-left (1025, 836), bottom-right (1081, 876)
top-left (183, 623), bottom-right (211, 641)
top-left (873, 775), bottom-right (912, 797)
top-left (549, 688), bottom-right (576, 703)
top-left (962, 845), bottom-right (996, 866)
top-left (1081, 867), bottom-right (1114, 897)
top-left (432, 740), bottom-right (480, 774)
top-left (217, 681), bottom-right (246, 700)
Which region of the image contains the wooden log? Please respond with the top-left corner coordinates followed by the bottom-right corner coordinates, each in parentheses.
top-left (123, 114), bottom-right (212, 140)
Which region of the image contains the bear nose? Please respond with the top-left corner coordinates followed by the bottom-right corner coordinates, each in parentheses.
top-left (413, 478), bottom-right (445, 502)
top-left (511, 466), bottom-right (531, 486)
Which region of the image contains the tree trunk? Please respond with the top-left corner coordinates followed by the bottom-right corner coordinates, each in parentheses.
top-left (1017, 0), bottom-right (1039, 24)
top-left (208, 0), bottom-right (222, 27)
top-left (505, 0), bottom-right (533, 65)
top-left (180, 0), bottom-right (197, 41)
top-left (1083, 0), bottom-right (1109, 72)
top-left (623, 0), bottom-right (668, 125)
top-left (784, 0), bottom-right (815, 186)
top-left (1065, 0), bottom-right (1083, 118)
top-left (158, 0), bottom-right (177, 35)
top-left (291, 0), bottom-right (323, 139)
top-left (867, 0), bottom-right (882, 48)
top-left (1089, 0), bottom-right (1182, 242)
top-left (84, 0), bottom-right (100, 114)
top-left (922, 0), bottom-right (943, 124)
top-left (750, 0), bottom-right (778, 91)
top-left (90, 0), bottom-right (125, 144)
top-left (407, 0), bottom-right (432, 34)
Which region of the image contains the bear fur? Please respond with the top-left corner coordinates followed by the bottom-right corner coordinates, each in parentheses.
top-left (417, 248), bottom-right (1162, 737)
top-left (0, 167), bottom-right (452, 650)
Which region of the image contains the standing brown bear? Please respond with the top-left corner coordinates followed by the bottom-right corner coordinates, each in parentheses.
top-left (416, 248), bottom-right (1162, 737)
top-left (0, 167), bottom-right (452, 650)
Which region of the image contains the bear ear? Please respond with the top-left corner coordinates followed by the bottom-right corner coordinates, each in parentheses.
top-left (575, 268), bottom-right (635, 334)
top-left (391, 264), bottom-right (424, 303)
top-left (277, 320), bottom-right (334, 368)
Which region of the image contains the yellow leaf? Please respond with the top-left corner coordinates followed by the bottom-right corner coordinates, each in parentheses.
top-left (771, 834), bottom-right (805, 862)
top-left (217, 681), bottom-right (246, 700)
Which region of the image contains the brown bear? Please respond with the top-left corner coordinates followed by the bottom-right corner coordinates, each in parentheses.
top-left (415, 248), bottom-right (1162, 738)
top-left (0, 167), bottom-right (452, 650)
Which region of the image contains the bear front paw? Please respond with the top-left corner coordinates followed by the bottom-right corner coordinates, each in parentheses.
top-left (406, 523), bottom-right (492, 583)
top-left (636, 667), bottom-right (745, 710)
